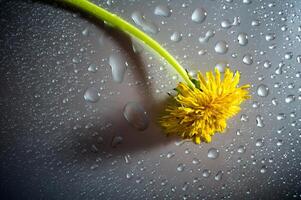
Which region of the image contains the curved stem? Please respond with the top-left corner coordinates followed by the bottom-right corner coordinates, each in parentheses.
top-left (61, 0), bottom-right (194, 88)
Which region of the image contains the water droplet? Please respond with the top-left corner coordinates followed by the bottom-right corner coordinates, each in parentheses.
top-left (260, 165), bottom-right (267, 174)
top-left (123, 102), bottom-right (149, 131)
top-left (251, 20), bottom-right (260, 26)
top-left (221, 19), bottom-right (231, 29)
top-left (297, 55), bottom-right (301, 63)
top-left (109, 54), bottom-right (127, 83)
top-left (84, 87), bottom-right (100, 103)
top-left (265, 33), bottom-right (275, 41)
top-left (208, 148), bottom-right (219, 159)
top-left (256, 115), bottom-right (265, 128)
top-left (182, 182), bottom-right (189, 191)
top-left (170, 32), bottom-right (182, 42)
top-left (263, 60), bottom-right (271, 68)
top-left (276, 113), bottom-right (286, 120)
top-left (214, 171), bottom-right (223, 181)
top-left (88, 64), bottom-right (98, 73)
top-left (131, 11), bottom-right (158, 34)
top-left (237, 145), bottom-right (246, 154)
top-left (166, 152), bottom-right (175, 158)
top-left (255, 139), bottom-right (264, 147)
top-left (202, 169), bottom-right (211, 177)
top-left (257, 84), bottom-right (269, 97)
top-left (242, 54), bottom-right (253, 65)
top-left (82, 27), bottom-right (89, 36)
top-left (276, 139), bottom-right (283, 146)
top-left (285, 95), bottom-right (295, 103)
top-left (240, 114), bottom-right (249, 122)
top-left (191, 8), bottom-right (207, 23)
top-left (111, 136), bottom-right (123, 147)
top-left (284, 52), bottom-right (293, 60)
top-left (215, 62), bottom-right (228, 73)
top-left (237, 32), bottom-right (248, 46)
top-left (154, 5), bottom-right (171, 17)
top-left (214, 41), bottom-right (228, 54)
top-left (126, 172), bottom-right (133, 179)
top-left (177, 163), bottom-right (185, 172)
top-left (199, 30), bottom-right (215, 43)
top-left (243, 0), bottom-right (252, 4)
top-left (192, 158), bottom-right (200, 165)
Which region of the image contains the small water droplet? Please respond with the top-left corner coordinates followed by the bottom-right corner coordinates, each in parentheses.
top-left (257, 84), bottom-right (269, 97)
top-left (214, 41), bottom-right (228, 54)
top-left (237, 145), bottom-right (246, 154)
top-left (276, 113), bottom-right (286, 120)
top-left (256, 115), bottom-right (265, 128)
top-left (242, 54), bottom-right (253, 65)
top-left (208, 148), bottom-right (219, 159)
top-left (199, 30), bottom-right (215, 43)
top-left (154, 5), bottom-right (171, 17)
top-left (240, 114), bottom-right (249, 122)
top-left (202, 169), bottom-right (211, 177)
top-left (255, 139), bottom-right (264, 147)
top-left (260, 165), bottom-right (267, 174)
top-left (285, 95), bottom-right (295, 103)
top-left (276, 139), bottom-right (283, 146)
top-left (109, 54), bottom-right (127, 83)
top-left (237, 32), bottom-right (248, 46)
top-left (177, 163), bottom-right (185, 172)
top-left (192, 158), bottom-right (200, 165)
top-left (111, 136), bottom-right (123, 147)
top-left (214, 171), bottom-right (223, 181)
top-left (221, 19), bottom-right (231, 29)
top-left (84, 87), bottom-right (100, 103)
top-left (215, 62), bottom-right (228, 73)
top-left (170, 32), bottom-right (182, 42)
top-left (123, 102), bottom-right (149, 131)
top-left (191, 8), bottom-right (207, 23)
top-left (284, 52), bottom-right (293, 60)
top-left (265, 33), bottom-right (275, 41)
top-left (88, 64), bottom-right (99, 73)
top-left (166, 152), bottom-right (175, 158)
top-left (82, 27), bottom-right (89, 36)
top-left (296, 55), bottom-right (301, 63)
top-left (251, 20), bottom-right (260, 26)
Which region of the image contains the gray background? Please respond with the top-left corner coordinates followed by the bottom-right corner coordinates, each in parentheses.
top-left (0, 0), bottom-right (301, 199)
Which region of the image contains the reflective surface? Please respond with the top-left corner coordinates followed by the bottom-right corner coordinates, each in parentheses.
top-left (0, 0), bottom-right (301, 199)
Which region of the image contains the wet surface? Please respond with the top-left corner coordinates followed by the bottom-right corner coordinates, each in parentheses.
top-left (0, 0), bottom-right (301, 199)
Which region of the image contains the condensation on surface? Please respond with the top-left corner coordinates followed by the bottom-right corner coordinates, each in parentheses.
top-left (0, 0), bottom-right (301, 199)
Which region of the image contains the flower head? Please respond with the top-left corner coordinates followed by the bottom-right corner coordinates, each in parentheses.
top-left (160, 68), bottom-right (250, 144)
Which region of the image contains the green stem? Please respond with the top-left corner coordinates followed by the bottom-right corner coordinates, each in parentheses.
top-left (61, 0), bottom-right (194, 88)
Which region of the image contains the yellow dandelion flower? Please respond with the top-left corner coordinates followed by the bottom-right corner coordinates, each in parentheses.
top-left (160, 68), bottom-right (250, 144)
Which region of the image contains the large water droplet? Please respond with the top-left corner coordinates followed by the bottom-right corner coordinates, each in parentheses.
top-left (214, 41), bottom-right (228, 54)
top-left (154, 5), bottom-right (171, 17)
top-left (237, 32), bottom-right (248, 46)
top-left (123, 102), bottom-right (149, 131)
top-left (257, 84), bottom-right (269, 97)
top-left (191, 8), bottom-right (207, 23)
top-left (242, 54), bottom-right (253, 65)
top-left (109, 54), bottom-right (127, 83)
top-left (84, 87), bottom-right (100, 103)
top-left (208, 148), bottom-right (219, 159)
top-left (131, 11), bottom-right (158, 34)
